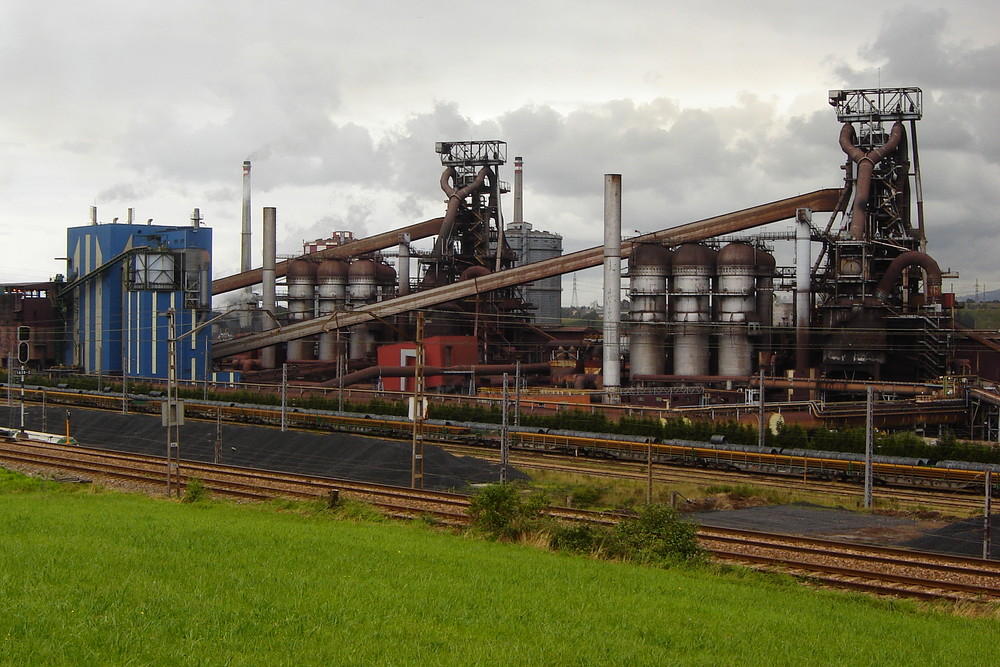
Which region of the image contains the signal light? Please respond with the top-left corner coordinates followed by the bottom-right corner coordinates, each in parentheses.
top-left (17, 341), bottom-right (29, 365)
top-left (16, 326), bottom-right (29, 342)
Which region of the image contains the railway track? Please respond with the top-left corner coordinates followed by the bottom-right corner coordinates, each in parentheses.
top-left (1, 437), bottom-right (997, 605)
top-left (441, 443), bottom-right (987, 513)
top-left (699, 526), bottom-right (1000, 603)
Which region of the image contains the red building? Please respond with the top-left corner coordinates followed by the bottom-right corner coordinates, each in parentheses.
top-left (377, 335), bottom-right (478, 391)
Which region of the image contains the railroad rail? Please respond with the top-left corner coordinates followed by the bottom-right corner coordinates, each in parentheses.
top-left (6, 388), bottom-right (997, 502)
top-left (2, 437), bottom-right (997, 605)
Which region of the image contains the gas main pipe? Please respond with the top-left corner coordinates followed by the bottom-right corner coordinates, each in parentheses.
top-left (432, 166), bottom-right (493, 258)
top-left (839, 121), bottom-right (905, 240)
top-left (874, 250), bottom-right (943, 304)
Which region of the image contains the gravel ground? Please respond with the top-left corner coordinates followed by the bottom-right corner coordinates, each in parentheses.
top-left (902, 514), bottom-right (1000, 559)
top-left (0, 404), bottom-right (522, 491)
top-left (693, 503), bottom-right (998, 560)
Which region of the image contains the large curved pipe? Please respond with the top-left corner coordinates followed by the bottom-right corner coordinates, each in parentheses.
top-left (875, 251), bottom-right (942, 303)
top-left (431, 166), bottom-right (493, 258)
top-left (840, 121), bottom-right (905, 240)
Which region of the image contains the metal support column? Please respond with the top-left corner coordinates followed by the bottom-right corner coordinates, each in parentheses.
top-left (500, 372), bottom-right (509, 484)
top-left (411, 312), bottom-right (426, 489)
top-left (864, 386), bottom-right (874, 509)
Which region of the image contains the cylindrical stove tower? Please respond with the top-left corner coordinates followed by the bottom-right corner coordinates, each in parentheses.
top-left (716, 242), bottom-right (757, 377)
top-left (628, 244), bottom-right (671, 377)
top-left (670, 243), bottom-right (716, 376)
top-left (286, 259), bottom-right (317, 361)
top-left (317, 259), bottom-right (348, 361)
top-left (348, 259), bottom-right (377, 361)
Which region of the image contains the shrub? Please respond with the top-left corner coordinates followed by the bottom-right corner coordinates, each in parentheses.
top-left (181, 477), bottom-right (209, 503)
top-left (467, 483), bottom-right (547, 541)
top-left (550, 524), bottom-right (601, 554)
top-left (605, 504), bottom-right (705, 566)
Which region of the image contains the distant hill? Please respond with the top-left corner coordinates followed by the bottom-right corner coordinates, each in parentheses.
top-left (958, 289), bottom-right (1000, 302)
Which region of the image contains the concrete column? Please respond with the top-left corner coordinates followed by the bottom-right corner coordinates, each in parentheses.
top-left (794, 207), bottom-right (812, 385)
top-left (603, 174), bottom-right (622, 404)
top-left (261, 207), bottom-right (277, 369)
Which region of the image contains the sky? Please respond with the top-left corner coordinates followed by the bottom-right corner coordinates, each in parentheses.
top-left (2, 1), bottom-right (999, 305)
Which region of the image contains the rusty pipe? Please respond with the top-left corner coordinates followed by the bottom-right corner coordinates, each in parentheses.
top-left (432, 166), bottom-right (493, 258)
top-left (840, 121), bottom-right (904, 240)
top-left (875, 250), bottom-right (942, 303)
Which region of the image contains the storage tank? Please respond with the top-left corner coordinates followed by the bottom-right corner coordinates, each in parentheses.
top-left (286, 259), bottom-right (317, 360)
top-left (755, 248), bottom-right (776, 329)
top-left (317, 260), bottom-right (348, 361)
top-left (628, 244), bottom-right (670, 377)
top-left (348, 259), bottom-right (378, 361)
top-left (376, 261), bottom-right (397, 301)
top-left (670, 244), bottom-right (716, 376)
top-left (716, 242), bottom-right (757, 377)
top-left (348, 259), bottom-right (377, 306)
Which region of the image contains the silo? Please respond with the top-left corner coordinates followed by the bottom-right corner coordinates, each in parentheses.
top-left (755, 248), bottom-right (776, 328)
top-left (670, 244), bottom-right (716, 376)
top-left (628, 244), bottom-right (670, 377)
top-left (317, 259), bottom-right (348, 361)
top-left (716, 242), bottom-right (757, 377)
top-left (286, 259), bottom-right (317, 361)
top-left (347, 259), bottom-right (377, 306)
top-left (376, 261), bottom-right (397, 301)
top-left (348, 259), bottom-right (377, 361)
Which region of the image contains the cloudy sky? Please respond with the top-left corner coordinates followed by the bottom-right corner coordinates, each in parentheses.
top-left (2, 1), bottom-right (999, 304)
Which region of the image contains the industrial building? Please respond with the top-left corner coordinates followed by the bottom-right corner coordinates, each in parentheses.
top-left (5, 87), bottom-right (1000, 436)
top-left (62, 209), bottom-right (214, 381)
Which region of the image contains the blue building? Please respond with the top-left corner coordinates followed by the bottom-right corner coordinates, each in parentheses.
top-left (65, 221), bottom-right (213, 381)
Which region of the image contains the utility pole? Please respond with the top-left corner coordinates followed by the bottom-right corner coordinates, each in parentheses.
top-left (215, 406), bottom-right (223, 465)
top-left (500, 372), bottom-right (509, 483)
top-left (514, 360), bottom-right (522, 427)
top-left (280, 363), bottom-right (288, 432)
top-left (864, 386), bottom-right (874, 509)
top-left (985, 471), bottom-right (993, 560)
top-left (165, 308), bottom-right (182, 497)
top-left (122, 345), bottom-right (128, 415)
top-left (410, 312), bottom-right (426, 489)
top-left (758, 366), bottom-right (766, 451)
top-left (646, 439), bottom-right (653, 504)
top-left (337, 330), bottom-right (344, 413)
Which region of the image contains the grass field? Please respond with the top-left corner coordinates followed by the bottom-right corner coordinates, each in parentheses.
top-left (1, 469), bottom-right (998, 665)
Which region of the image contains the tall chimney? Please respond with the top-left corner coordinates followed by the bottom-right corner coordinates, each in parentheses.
top-left (127, 208), bottom-right (135, 225)
top-left (261, 207), bottom-right (277, 369)
top-left (241, 161), bottom-right (252, 273)
top-left (513, 156), bottom-right (524, 224)
top-left (603, 174), bottom-right (622, 404)
top-left (90, 206), bottom-right (98, 225)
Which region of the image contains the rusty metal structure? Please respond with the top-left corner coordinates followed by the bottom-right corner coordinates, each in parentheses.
top-left (196, 88), bottom-right (1000, 420)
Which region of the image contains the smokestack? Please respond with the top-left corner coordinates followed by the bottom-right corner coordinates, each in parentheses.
top-left (191, 208), bottom-right (202, 229)
top-left (241, 161), bottom-right (252, 273)
top-left (794, 208), bottom-right (812, 387)
top-left (90, 206), bottom-right (98, 225)
top-left (603, 174), bottom-right (622, 404)
top-left (261, 207), bottom-right (277, 369)
top-left (513, 156), bottom-right (524, 223)
top-left (127, 208), bottom-right (135, 225)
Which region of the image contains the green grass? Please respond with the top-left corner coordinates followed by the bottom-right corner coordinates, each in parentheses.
top-left (0, 469), bottom-right (998, 665)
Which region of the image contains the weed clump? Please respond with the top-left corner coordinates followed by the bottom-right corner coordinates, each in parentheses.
top-left (181, 477), bottom-right (209, 503)
top-left (467, 483), bottom-right (548, 541)
top-left (550, 504), bottom-right (706, 567)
